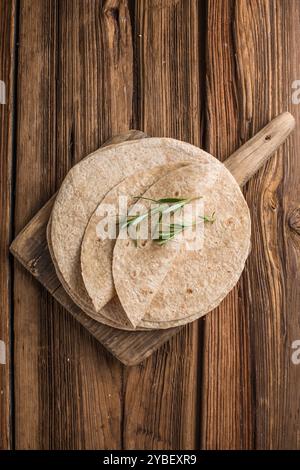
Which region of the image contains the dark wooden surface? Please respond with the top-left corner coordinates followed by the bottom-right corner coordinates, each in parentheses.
top-left (0, 0), bottom-right (16, 450)
top-left (1, 0), bottom-right (300, 449)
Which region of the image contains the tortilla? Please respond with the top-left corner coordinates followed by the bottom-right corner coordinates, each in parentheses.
top-left (47, 213), bottom-right (135, 329)
top-left (80, 162), bottom-right (190, 317)
top-left (112, 163), bottom-right (224, 327)
top-left (49, 138), bottom-right (214, 328)
top-left (113, 162), bottom-right (251, 328)
top-left (138, 241), bottom-right (252, 329)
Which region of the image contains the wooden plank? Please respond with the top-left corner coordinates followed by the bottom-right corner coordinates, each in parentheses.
top-left (10, 130), bottom-right (184, 367)
top-left (122, 0), bottom-right (205, 449)
top-left (201, 0), bottom-right (255, 448)
top-left (202, 0), bottom-right (300, 449)
top-left (13, 0), bottom-right (133, 449)
top-left (14, 0), bottom-right (62, 449)
top-left (0, 0), bottom-right (16, 450)
top-left (282, 0), bottom-right (300, 448)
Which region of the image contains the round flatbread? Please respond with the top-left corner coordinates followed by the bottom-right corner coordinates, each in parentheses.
top-left (80, 162), bottom-right (190, 319)
top-left (113, 162), bottom-right (251, 329)
top-left (49, 138), bottom-right (214, 329)
top-left (47, 213), bottom-right (133, 329)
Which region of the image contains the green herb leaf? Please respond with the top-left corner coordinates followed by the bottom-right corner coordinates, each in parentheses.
top-left (199, 211), bottom-right (216, 223)
top-left (120, 194), bottom-right (214, 246)
top-left (133, 196), bottom-right (189, 204)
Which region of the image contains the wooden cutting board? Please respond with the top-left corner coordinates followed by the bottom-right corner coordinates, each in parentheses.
top-left (10, 112), bottom-right (295, 365)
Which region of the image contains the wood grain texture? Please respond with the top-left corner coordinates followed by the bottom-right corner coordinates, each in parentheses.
top-left (122, 0), bottom-right (205, 450)
top-left (3, 0), bottom-right (300, 450)
top-left (0, 0), bottom-right (16, 450)
top-left (283, 1), bottom-right (300, 448)
top-left (225, 112), bottom-right (295, 186)
top-left (13, 0), bottom-right (133, 449)
top-left (202, 0), bottom-right (300, 449)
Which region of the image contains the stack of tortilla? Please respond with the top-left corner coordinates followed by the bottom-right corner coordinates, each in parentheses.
top-left (47, 138), bottom-right (251, 330)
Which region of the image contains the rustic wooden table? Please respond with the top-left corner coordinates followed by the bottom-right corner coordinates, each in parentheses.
top-left (1, 0), bottom-right (300, 450)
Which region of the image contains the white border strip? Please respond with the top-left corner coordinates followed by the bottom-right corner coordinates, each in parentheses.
top-left (0, 340), bottom-right (6, 365)
top-left (0, 80), bottom-right (6, 104)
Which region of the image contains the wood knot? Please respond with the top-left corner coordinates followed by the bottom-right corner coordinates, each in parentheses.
top-left (288, 208), bottom-right (300, 235)
top-left (28, 257), bottom-right (40, 275)
top-left (107, 7), bottom-right (119, 23)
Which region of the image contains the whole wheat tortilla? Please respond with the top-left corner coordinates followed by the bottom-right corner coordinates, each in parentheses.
top-left (138, 241), bottom-right (252, 329)
top-left (80, 161), bottom-right (230, 330)
top-left (47, 213), bottom-right (135, 329)
top-left (112, 163), bottom-right (224, 327)
top-left (80, 162), bottom-right (190, 318)
top-left (49, 138), bottom-right (214, 329)
top-left (113, 162), bottom-right (251, 328)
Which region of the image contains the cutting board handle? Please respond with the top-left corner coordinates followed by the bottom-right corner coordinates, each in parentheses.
top-left (224, 112), bottom-right (295, 187)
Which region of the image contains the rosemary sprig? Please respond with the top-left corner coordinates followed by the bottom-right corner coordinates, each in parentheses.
top-left (132, 196), bottom-right (200, 204)
top-left (153, 212), bottom-right (216, 245)
top-left (120, 211), bottom-right (151, 229)
top-left (153, 222), bottom-right (192, 245)
top-left (119, 195), bottom-right (215, 246)
top-left (121, 196), bottom-right (201, 230)
top-left (200, 212), bottom-right (216, 224)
